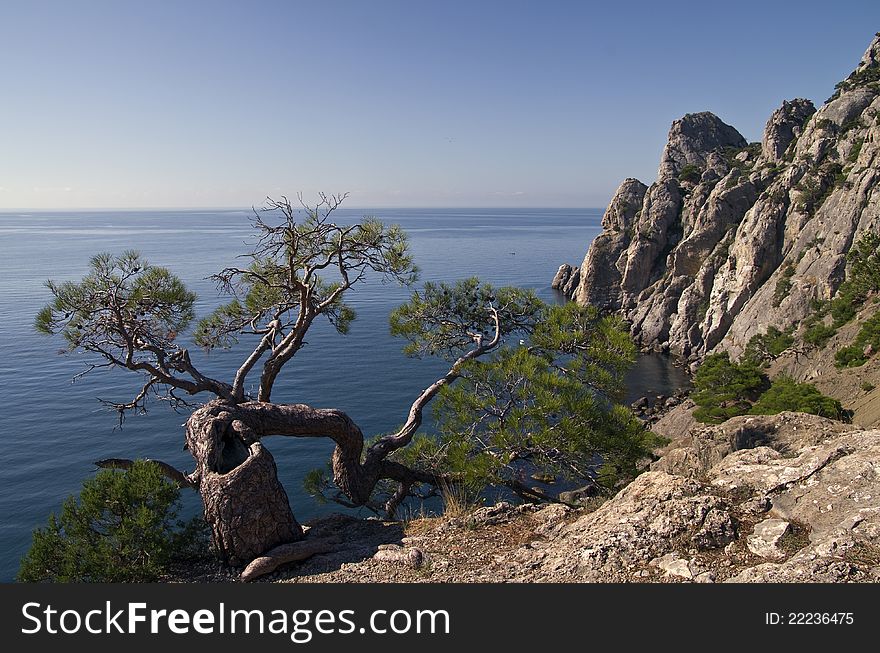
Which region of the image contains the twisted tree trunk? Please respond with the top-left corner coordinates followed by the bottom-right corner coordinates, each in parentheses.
top-left (182, 394), bottom-right (453, 567)
top-left (183, 399), bottom-right (381, 566)
top-left (185, 403), bottom-right (303, 566)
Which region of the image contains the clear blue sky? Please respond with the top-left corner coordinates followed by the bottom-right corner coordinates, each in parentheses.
top-left (1, 0), bottom-right (878, 209)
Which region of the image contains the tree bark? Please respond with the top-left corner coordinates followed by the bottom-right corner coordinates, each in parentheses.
top-left (185, 403), bottom-right (303, 566)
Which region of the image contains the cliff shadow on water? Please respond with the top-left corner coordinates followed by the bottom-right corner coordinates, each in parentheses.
top-left (552, 287), bottom-right (691, 404)
top-left (626, 353), bottom-right (691, 405)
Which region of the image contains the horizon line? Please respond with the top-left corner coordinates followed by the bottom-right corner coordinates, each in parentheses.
top-left (0, 205), bottom-right (603, 212)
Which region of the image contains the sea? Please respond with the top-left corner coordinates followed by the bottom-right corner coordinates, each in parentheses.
top-left (0, 208), bottom-right (689, 581)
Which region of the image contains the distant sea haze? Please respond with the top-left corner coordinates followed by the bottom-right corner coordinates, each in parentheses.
top-left (0, 208), bottom-right (687, 580)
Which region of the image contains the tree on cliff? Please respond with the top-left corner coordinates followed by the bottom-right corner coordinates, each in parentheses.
top-left (36, 194), bottom-right (649, 579)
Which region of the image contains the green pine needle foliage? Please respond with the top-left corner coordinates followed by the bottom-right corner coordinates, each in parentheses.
top-left (18, 461), bottom-right (205, 583)
top-left (390, 300), bottom-right (663, 495)
top-left (692, 353), bottom-right (766, 423)
top-left (749, 375), bottom-right (847, 420)
top-left (692, 354), bottom-right (847, 424)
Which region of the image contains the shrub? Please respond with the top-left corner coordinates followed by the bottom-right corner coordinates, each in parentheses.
top-left (803, 322), bottom-right (837, 348)
top-left (847, 137), bottom-right (864, 164)
top-left (18, 460), bottom-right (203, 582)
top-left (772, 264), bottom-right (795, 307)
top-left (834, 310), bottom-right (880, 369)
top-left (678, 164), bottom-right (702, 184)
top-left (847, 231), bottom-right (880, 296)
top-left (692, 353), bottom-right (766, 424)
top-left (749, 376), bottom-right (847, 421)
top-left (834, 61), bottom-right (880, 94)
top-left (862, 382), bottom-right (876, 393)
top-left (693, 355), bottom-right (848, 424)
top-left (835, 345), bottom-right (867, 368)
top-left (855, 310), bottom-right (880, 348)
top-left (798, 233), bottom-right (880, 352)
top-left (743, 326), bottom-right (795, 367)
top-left (795, 169), bottom-right (837, 216)
top-left (829, 298), bottom-right (858, 327)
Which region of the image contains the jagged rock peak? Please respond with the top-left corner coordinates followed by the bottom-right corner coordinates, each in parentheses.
top-left (552, 32), bottom-right (880, 363)
top-left (568, 177), bottom-right (649, 308)
top-left (602, 177), bottom-right (648, 231)
top-left (657, 112), bottom-right (747, 180)
top-left (859, 31), bottom-right (880, 68)
top-left (761, 99), bottom-right (815, 162)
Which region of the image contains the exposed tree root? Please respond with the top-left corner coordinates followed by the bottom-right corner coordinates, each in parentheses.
top-left (240, 536), bottom-right (339, 582)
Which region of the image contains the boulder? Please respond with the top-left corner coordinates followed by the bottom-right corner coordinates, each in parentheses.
top-left (747, 519), bottom-right (790, 559)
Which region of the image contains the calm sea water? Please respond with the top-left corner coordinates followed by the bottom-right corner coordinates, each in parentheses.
top-left (0, 208), bottom-right (688, 580)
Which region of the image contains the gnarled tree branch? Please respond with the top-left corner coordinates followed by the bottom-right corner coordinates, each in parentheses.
top-left (94, 458), bottom-right (198, 488)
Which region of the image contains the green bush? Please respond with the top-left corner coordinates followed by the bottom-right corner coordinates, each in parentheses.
top-left (794, 175), bottom-right (833, 215)
top-left (772, 264), bottom-right (795, 307)
top-left (18, 460), bottom-right (204, 582)
top-left (834, 58), bottom-right (880, 93)
top-left (829, 292), bottom-right (859, 327)
top-left (799, 233), bottom-right (880, 352)
top-left (862, 381), bottom-right (876, 393)
top-left (678, 164), bottom-right (702, 184)
top-left (855, 311), bottom-right (880, 348)
top-left (749, 376), bottom-right (847, 421)
top-left (743, 326), bottom-right (794, 367)
top-left (834, 310), bottom-right (880, 369)
top-left (803, 321), bottom-right (837, 348)
top-left (847, 137), bottom-right (864, 164)
top-left (692, 353), bottom-right (766, 424)
top-left (835, 345), bottom-right (867, 369)
top-left (847, 231), bottom-right (880, 296)
top-left (693, 355), bottom-right (847, 424)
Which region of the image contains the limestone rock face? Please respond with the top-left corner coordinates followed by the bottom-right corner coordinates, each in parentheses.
top-left (554, 33), bottom-right (880, 361)
top-left (657, 112), bottom-right (747, 179)
top-left (504, 471), bottom-right (734, 582)
top-left (570, 178), bottom-right (647, 309)
top-left (761, 99), bottom-right (815, 162)
top-left (499, 411), bottom-right (880, 582)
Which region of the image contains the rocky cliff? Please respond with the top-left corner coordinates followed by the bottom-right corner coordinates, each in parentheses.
top-left (556, 33), bottom-right (880, 365)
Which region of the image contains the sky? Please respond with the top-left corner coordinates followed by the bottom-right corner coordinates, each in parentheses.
top-left (1, 0), bottom-right (879, 210)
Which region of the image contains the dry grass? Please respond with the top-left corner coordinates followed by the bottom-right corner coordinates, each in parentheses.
top-left (777, 520), bottom-right (812, 555)
top-left (438, 480), bottom-right (482, 520)
top-left (844, 541), bottom-right (880, 567)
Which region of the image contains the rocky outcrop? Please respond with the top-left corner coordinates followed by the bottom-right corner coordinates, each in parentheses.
top-left (556, 33), bottom-right (880, 361)
top-left (651, 410), bottom-right (857, 477)
top-left (574, 178), bottom-right (646, 310)
top-left (762, 99), bottom-right (816, 162)
top-left (550, 263), bottom-right (580, 297)
top-left (657, 112), bottom-right (747, 179)
top-left (498, 412), bottom-right (880, 583)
